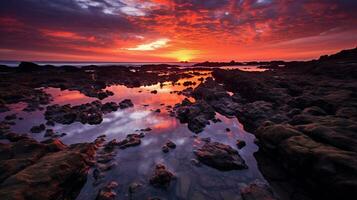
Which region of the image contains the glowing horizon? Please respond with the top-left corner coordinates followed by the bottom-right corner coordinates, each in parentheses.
top-left (0, 0), bottom-right (357, 62)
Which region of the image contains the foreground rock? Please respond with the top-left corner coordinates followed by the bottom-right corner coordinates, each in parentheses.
top-left (0, 133), bottom-right (95, 200)
top-left (149, 164), bottom-right (175, 188)
top-left (194, 141), bottom-right (247, 170)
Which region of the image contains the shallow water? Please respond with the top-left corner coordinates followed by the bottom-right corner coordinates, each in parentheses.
top-left (0, 70), bottom-right (266, 200)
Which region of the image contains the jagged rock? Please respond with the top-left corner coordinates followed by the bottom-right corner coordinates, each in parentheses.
top-left (149, 164), bottom-right (174, 188)
top-left (194, 141), bottom-right (247, 170)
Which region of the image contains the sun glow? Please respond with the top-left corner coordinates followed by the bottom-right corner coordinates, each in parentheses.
top-left (165, 49), bottom-right (199, 62)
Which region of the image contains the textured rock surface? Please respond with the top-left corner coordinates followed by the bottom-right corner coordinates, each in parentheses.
top-left (194, 141), bottom-right (247, 170)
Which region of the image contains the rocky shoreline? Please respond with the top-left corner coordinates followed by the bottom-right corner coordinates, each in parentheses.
top-left (0, 47), bottom-right (356, 199)
top-left (181, 48), bottom-right (357, 199)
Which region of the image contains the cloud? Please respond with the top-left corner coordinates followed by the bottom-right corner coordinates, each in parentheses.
top-left (126, 38), bottom-right (170, 51)
top-left (0, 0), bottom-right (356, 61)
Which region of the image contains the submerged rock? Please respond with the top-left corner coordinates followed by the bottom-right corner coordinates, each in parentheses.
top-left (96, 181), bottom-right (119, 200)
top-left (194, 141), bottom-right (248, 170)
top-left (149, 164), bottom-right (175, 188)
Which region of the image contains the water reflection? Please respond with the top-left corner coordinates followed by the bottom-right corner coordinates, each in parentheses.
top-left (0, 69), bottom-right (266, 200)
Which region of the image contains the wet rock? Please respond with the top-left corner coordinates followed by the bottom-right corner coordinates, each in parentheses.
top-left (129, 182), bottom-right (142, 194)
top-left (44, 129), bottom-right (55, 137)
top-left (101, 102), bottom-right (119, 113)
top-left (149, 164), bottom-right (174, 188)
top-left (45, 101), bottom-right (118, 125)
top-left (30, 124), bottom-right (46, 133)
top-left (240, 181), bottom-right (277, 200)
top-left (212, 118), bottom-right (222, 123)
top-left (183, 81), bottom-right (196, 86)
top-left (236, 140), bottom-right (246, 149)
top-left (119, 99), bottom-right (134, 109)
top-left (118, 134), bottom-right (142, 149)
top-left (151, 90), bottom-right (158, 94)
top-left (0, 136), bottom-right (95, 200)
top-left (155, 109), bottom-right (161, 113)
top-left (96, 181), bottom-right (118, 200)
top-left (166, 140), bottom-right (176, 149)
top-left (105, 134), bottom-right (142, 151)
top-left (140, 127), bottom-right (152, 132)
top-left (162, 145), bottom-right (169, 153)
top-left (200, 137), bottom-right (211, 143)
top-left (46, 120), bottom-right (55, 126)
top-left (175, 98), bottom-right (215, 133)
top-left (194, 141), bottom-right (248, 170)
top-left (97, 90), bottom-right (114, 100)
top-left (226, 128), bottom-right (231, 132)
top-left (302, 106), bottom-right (327, 116)
top-left (256, 124), bottom-right (302, 150)
top-left (4, 114), bottom-right (16, 121)
top-left (190, 159), bottom-right (201, 167)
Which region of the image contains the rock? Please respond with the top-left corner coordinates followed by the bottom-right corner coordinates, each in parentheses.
top-left (140, 127), bottom-right (152, 132)
top-left (44, 129), bottom-right (55, 137)
top-left (162, 145), bottom-right (169, 153)
top-left (194, 141), bottom-right (248, 170)
top-left (166, 140), bottom-right (176, 149)
top-left (236, 140), bottom-right (246, 149)
top-left (104, 134), bottom-right (142, 151)
top-left (155, 109), bottom-right (161, 113)
top-left (151, 90), bottom-right (158, 94)
top-left (129, 182), bottom-right (142, 194)
top-left (183, 81), bottom-right (196, 86)
top-left (30, 124), bottom-right (46, 133)
top-left (4, 114), bottom-right (16, 121)
top-left (96, 181), bottom-right (119, 200)
top-left (190, 159), bottom-right (201, 167)
top-left (302, 106), bottom-right (327, 116)
top-left (256, 124), bottom-right (302, 150)
top-left (0, 137), bottom-right (95, 200)
top-left (46, 120), bottom-right (55, 126)
top-left (119, 99), bottom-right (134, 109)
top-left (101, 102), bottom-right (119, 113)
top-left (174, 99), bottom-right (215, 133)
top-left (149, 164), bottom-right (174, 188)
top-left (240, 181), bottom-right (277, 200)
top-left (226, 128), bottom-right (231, 132)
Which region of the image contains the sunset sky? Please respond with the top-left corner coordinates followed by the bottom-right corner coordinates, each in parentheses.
top-left (0, 0), bottom-right (357, 62)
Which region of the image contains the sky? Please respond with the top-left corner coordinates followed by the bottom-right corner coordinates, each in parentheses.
top-left (0, 0), bottom-right (357, 62)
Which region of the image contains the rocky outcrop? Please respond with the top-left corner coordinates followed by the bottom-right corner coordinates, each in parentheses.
top-left (211, 59), bottom-right (357, 199)
top-left (44, 100), bottom-right (123, 125)
top-left (174, 98), bottom-right (215, 133)
top-left (194, 141), bottom-right (247, 170)
top-left (0, 133), bottom-right (95, 200)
